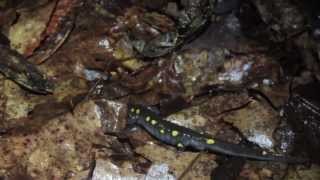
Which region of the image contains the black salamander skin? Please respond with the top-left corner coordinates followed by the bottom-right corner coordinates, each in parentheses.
top-left (127, 104), bottom-right (306, 163)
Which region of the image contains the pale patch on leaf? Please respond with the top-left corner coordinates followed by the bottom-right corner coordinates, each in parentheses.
top-left (9, 1), bottom-right (56, 55)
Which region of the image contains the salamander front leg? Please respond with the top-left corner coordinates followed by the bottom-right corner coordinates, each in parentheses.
top-left (105, 124), bottom-right (138, 140)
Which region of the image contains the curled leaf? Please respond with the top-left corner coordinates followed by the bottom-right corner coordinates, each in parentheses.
top-left (0, 45), bottom-right (53, 94)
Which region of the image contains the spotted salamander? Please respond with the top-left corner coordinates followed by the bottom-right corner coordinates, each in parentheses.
top-left (127, 104), bottom-right (307, 163)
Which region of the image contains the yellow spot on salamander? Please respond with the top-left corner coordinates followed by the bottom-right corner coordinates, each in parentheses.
top-left (135, 109), bottom-right (140, 114)
top-left (177, 143), bottom-right (184, 148)
top-left (172, 130), bottom-right (179, 137)
top-left (146, 116), bottom-right (151, 122)
top-left (151, 120), bottom-right (157, 125)
top-left (206, 139), bottom-right (215, 145)
top-left (130, 108), bottom-right (135, 112)
top-left (160, 129), bottom-right (165, 134)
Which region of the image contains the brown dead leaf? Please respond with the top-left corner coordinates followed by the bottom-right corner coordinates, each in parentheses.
top-left (9, 1), bottom-right (56, 55)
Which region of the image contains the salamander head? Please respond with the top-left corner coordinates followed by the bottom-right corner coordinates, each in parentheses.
top-left (127, 104), bottom-right (143, 125)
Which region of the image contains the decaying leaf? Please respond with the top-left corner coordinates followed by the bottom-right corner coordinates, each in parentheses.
top-left (0, 45), bottom-right (53, 94)
top-left (8, 1), bottom-right (56, 55)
